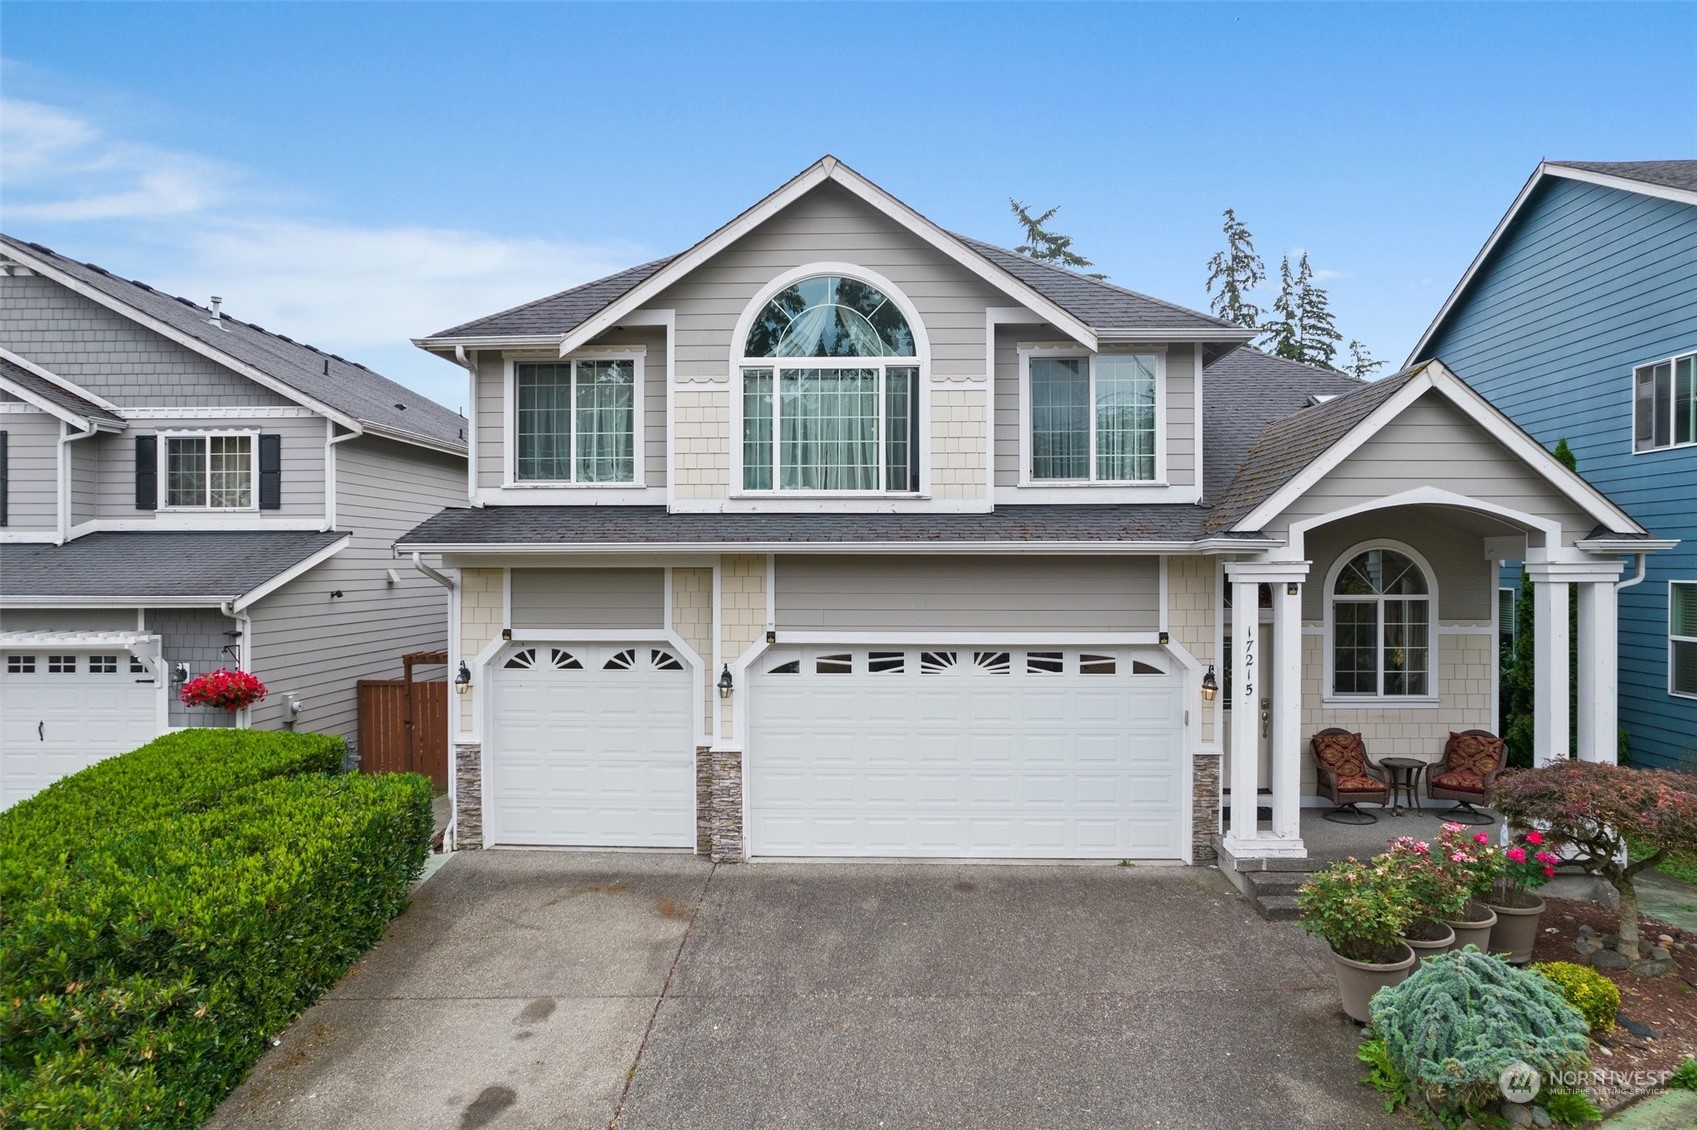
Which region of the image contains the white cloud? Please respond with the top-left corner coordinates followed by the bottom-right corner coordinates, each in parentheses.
top-left (1311, 267), bottom-right (1350, 283)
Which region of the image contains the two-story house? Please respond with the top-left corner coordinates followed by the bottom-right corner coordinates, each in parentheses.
top-left (398, 157), bottom-right (1662, 866)
top-left (0, 234), bottom-right (467, 806)
top-left (1411, 160), bottom-right (1695, 771)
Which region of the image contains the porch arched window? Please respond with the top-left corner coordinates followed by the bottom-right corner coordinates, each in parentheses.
top-left (740, 274), bottom-right (920, 493)
top-left (1330, 547), bottom-right (1431, 697)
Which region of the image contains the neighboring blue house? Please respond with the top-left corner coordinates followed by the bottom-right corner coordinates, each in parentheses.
top-left (1411, 160), bottom-right (1696, 770)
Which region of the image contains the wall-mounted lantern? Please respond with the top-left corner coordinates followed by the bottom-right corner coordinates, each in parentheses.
top-left (455, 661), bottom-right (472, 695)
top-left (501, 627), bottom-right (513, 641)
top-left (717, 665), bottom-right (734, 700)
top-left (1200, 665), bottom-right (1218, 702)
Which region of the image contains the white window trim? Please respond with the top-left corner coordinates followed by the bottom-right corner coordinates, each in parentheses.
top-left (728, 263), bottom-right (933, 500)
top-left (504, 347), bottom-right (647, 488)
top-left (1631, 347), bottom-right (1697, 455)
top-left (157, 429), bottom-right (259, 512)
top-left (1671, 580), bottom-right (1697, 701)
top-left (1321, 538), bottom-right (1441, 706)
top-left (1015, 343), bottom-right (1167, 488)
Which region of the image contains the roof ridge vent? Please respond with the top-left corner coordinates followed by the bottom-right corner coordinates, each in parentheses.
top-left (209, 296), bottom-right (228, 330)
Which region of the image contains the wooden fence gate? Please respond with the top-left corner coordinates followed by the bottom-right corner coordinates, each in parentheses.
top-left (357, 650), bottom-right (448, 789)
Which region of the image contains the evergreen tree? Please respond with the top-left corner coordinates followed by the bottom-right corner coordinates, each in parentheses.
top-left (1204, 208), bottom-right (1265, 329)
top-left (1009, 199), bottom-right (1105, 278)
top-left (1345, 339), bottom-right (1386, 380)
top-left (1261, 255), bottom-right (1302, 362)
top-left (1259, 253), bottom-right (1343, 369)
top-left (1503, 437), bottom-right (1580, 768)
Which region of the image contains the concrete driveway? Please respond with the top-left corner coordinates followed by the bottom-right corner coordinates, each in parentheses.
top-left (209, 853), bottom-right (1402, 1130)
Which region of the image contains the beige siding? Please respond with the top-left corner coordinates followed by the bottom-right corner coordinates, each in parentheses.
top-left (991, 330), bottom-right (1198, 488)
top-left (1166, 555), bottom-right (1217, 746)
top-left (245, 436), bottom-right (464, 741)
top-left (671, 566), bottom-right (714, 739)
top-left (94, 416), bottom-right (326, 521)
top-left (1301, 510), bottom-right (1495, 623)
top-left (1, 410), bottom-right (59, 529)
top-left (774, 555), bottom-right (1160, 633)
top-left (457, 567), bottom-right (505, 732)
top-left (1269, 391), bottom-right (1597, 542)
top-left (719, 554), bottom-right (767, 741)
top-left (509, 568), bottom-right (664, 629)
top-left (475, 352), bottom-right (503, 489)
top-left (930, 387), bottom-right (987, 499)
top-left (653, 181), bottom-right (1010, 382)
top-left (674, 389), bottom-right (730, 499)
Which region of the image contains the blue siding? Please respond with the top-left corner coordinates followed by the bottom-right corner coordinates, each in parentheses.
top-left (1423, 175), bottom-right (1697, 769)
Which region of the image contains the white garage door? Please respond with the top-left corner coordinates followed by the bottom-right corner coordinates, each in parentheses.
top-left (750, 646), bottom-right (1186, 859)
top-left (488, 643), bottom-right (696, 847)
top-left (1, 650), bottom-right (161, 808)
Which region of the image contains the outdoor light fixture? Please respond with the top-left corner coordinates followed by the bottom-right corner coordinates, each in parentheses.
top-left (717, 665), bottom-right (734, 700)
top-left (1200, 665), bottom-right (1218, 702)
top-left (766, 630), bottom-right (776, 644)
top-left (1287, 582), bottom-right (1300, 596)
top-left (501, 627), bottom-right (513, 641)
top-left (454, 661), bottom-right (472, 695)
top-left (1158, 631), bottom-right (1169, 645)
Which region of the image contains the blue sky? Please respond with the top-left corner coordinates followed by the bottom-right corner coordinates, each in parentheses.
top-left (3, 2), bottom-right (1693, 410)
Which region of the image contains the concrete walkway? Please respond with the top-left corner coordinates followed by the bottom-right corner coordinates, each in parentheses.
top-left (210, 853), bottom-right (1404, 1130)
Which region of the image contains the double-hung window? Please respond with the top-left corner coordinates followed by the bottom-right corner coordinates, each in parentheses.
top-left (1330, 547), bottom-right (1432, 698)
top-left (1634, 350), bottom-right (1697, 453)
top-left (163, 432), bottom-right (254, 509)
top-left (1026, 351), bottom-right (1159, 482)
top-left (1672, 582), bottom-right (1697, 700)
top-left (740, 275), bottom-right (919, 493)
top-left (514, 355), bottom-right (639, 483)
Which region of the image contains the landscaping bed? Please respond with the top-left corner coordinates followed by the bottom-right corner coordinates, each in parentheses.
top-left (1532, 897), bottom-right (1697, 1111)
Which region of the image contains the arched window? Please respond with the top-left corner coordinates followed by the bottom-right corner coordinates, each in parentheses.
top-left (1330, 546), bottom-right (1432, 697)
top-left (740, 274), bottom-right (920, 492)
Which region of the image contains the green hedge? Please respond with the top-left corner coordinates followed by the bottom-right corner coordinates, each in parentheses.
top-left (0, 732), bottom-right (431, 1129)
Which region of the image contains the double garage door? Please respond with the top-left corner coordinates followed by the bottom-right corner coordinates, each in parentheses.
top-left (1, 649), bottom-right (160, 808)
top-left (485, 642), bottom-right (1185, 858)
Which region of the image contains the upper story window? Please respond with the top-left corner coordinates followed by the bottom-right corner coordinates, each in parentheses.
top-left (515, 355), bottom-right (640, 484)
top-left (163, 432), bottom-right (254, 509)
top-left (1330, 546), bottom-right (1432, 698)
top-left (1022, 349), bottom-right (1160, 483)
top-left (1634, 350), bottom-right (1696, 453)
top-left (1671, 581), bottom-right (1697, 700)
top-left (740, 275), bottom-right (919, 493)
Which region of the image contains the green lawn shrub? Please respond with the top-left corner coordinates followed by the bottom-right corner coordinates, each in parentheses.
top-left (0, 731), bottom-right (430, 1128)
top-left (1532, 961), bottom-right (1620, 1035)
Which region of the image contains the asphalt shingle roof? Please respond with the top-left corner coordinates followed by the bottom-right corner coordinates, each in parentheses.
top-left (1, 235), bottom-right (467, 451)
top-left (1552, 160), bottom-right (1697, 195)
top-left (1201, 348), bottom-right (1364, 504)
top-left (0, 357), bottom-right (123, 425)
top-left (424, 257), bottom-right (676, 340)
top-left (0, 531), bottom-right (347, 599)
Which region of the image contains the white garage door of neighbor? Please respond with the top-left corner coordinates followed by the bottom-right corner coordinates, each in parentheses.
top-left (749, 646), bottom-right (1186, 859)
top-left (1, 650), bottom-right (161, 808)
top-left (488, 643), bottom-right (696, 848)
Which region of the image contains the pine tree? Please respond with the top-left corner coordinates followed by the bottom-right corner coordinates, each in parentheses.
top-left (1295, 253), bottom-right (1343, 369)
top-left (1261, 256), bottom-right (1302, 362)
top-left (1205, 208), bottom-right (1265, 329)
top-left (1345, 339), bottom-right (1386, 380)
top-left (1009, 199), bottom-right (1105, 278)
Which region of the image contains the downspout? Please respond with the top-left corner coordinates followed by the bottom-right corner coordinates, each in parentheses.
top-left (218, 600), bottom-right (254, 730)
top-left (323, 424), bottom-right (363, 532)
top-left (411, 551), bottom-right (455, 590)
top-left (1616, 553), bottom-right (1648, 591)
top-left (412, 551), bottom-right (457, 850)
top-left (454, 346), bottom-right (479, 507)
top-left (55, 420), bottom-right (98, 545)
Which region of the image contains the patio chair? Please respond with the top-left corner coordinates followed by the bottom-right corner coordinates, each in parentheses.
top-left (1310, 729), bottom-right (1389, 825)
top-left (1427, 729), bottom-right (1505, 825)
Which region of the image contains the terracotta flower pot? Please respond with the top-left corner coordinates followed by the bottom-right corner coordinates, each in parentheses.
top-left (1330, 942), bottom-right (1417, 1024)
top-left (1486, 890), bottom-right (1546, 964)
top-left (1404, 918), bottom-right (1457, 961)
top-left (1443, 901), bottom-right (1497, 953)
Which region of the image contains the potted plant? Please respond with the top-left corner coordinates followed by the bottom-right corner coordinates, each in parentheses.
top-left (1378, 838), bottom-right (1460, 957)
top-left (1433, 822), bottom-right (1501, 952)
top-left (1485, 828), bottom-right (1559, 964)
top-left (178, 668), bottom-right (268, 713)
top-left (1297, 857), bottom-right (1416, 1023)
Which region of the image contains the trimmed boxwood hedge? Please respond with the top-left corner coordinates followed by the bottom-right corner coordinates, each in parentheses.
top-left (0, 730), bottom-right (432, 1128)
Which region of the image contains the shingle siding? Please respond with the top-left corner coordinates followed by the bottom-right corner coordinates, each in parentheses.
top-left (1421, 174), bottom-right (1697, 769)
top-left (149, 606), bottom-right (240, 728)
top-left (0, 409), bottom-right (58, 529)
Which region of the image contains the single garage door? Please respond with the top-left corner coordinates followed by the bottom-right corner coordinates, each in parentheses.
top-left (749, 646), bottom-right (1186, 859)
top-left (488, 643), bottom-right (695, 847)
top-left (1, 649), bottom-right (160, 808)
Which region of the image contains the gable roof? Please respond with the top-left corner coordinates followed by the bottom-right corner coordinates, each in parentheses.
top-left (0, 235), bottom-right (467, 454)
top-left (1200, 348), bottom-right (1364, 504)
top-left (1407, 159), bottom-right (1697, 365)
top-left (0, 351), bottom-right (124, 428)
top-left (0, 530), bottom-right (348, 603)
top-left (416, 156), bottom-right (1249, 356)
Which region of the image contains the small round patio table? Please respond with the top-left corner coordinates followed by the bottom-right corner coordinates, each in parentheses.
top-left (1377, 758), bottom-right (1427, 817)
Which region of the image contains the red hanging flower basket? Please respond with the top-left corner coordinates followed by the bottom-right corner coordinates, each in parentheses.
top-left (179, 668), bottom-right (268, 712)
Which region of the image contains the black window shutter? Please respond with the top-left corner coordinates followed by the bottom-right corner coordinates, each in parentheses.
top-left (0, 430), bottom-right (9, 527)
top-left (258, 433), bottom-right (282, 510)
top-left (135, 434), bottom-right (157, 510)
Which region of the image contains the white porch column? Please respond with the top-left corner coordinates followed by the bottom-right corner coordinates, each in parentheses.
top-left (1530, 574), bottom-right (1571, 766)
top-left (1223, 561), bottom-right (1309, 858)
top-left (1272, 577), bottom-right (1305, 842)
top-left (1576, 578), bottom-right (1620, 763)
top-left (1227, 577), bottom-right (1261, 844)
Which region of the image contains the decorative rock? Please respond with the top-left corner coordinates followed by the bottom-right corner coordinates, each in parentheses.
top-left (1618, 1014), bottom-right (1656, 1038)
top-left (1631, 958), bottom-right (1673, 977)
top-left (1659, 933), bottom-right (1674, 946)
top-left (1503, 1102), bottom-right (1534, 1127)
top-left (1603, 934), bottom-right (1619, 948)
top-left (1530, 1105), bottom-right (1552, 1128)
top-left (1578, 924), bottom-right (1598, 940)
top-left (1649, 944), bottom-right (1672, 962)
top-left (1591, 949), bottom-right (1631, 971)
top-left (1575, 936), bottom-right (1603, 958)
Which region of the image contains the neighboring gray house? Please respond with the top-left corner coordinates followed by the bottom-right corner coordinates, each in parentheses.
top-left (397, 157), bottom-right (1662, 868)
top-left (0, 234), bottom-right (467, 806)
